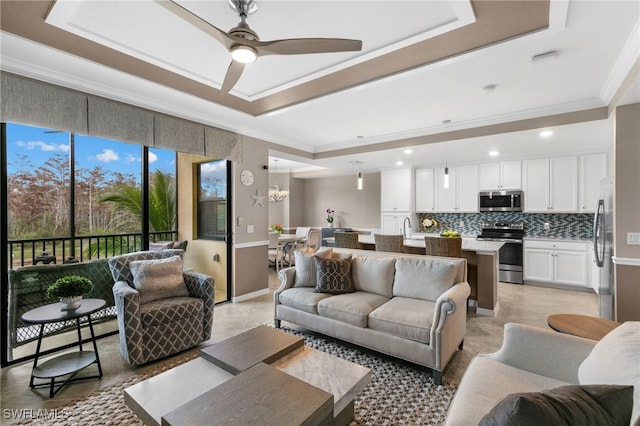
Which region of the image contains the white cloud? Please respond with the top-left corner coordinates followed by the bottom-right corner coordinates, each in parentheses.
top-left (200, 162), bottom-right (225, 173)
top-left (95, 149), bottom-right (119, 162)
top-left (125, 153), bottom-right (140, 163)
top-left (148, 151), bottom-right (158, 164)
top-left (16, 140), bottom-right (69, 152)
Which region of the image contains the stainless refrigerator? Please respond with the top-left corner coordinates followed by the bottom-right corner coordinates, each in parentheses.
top-left (592, 176), bottom-right (614, 320)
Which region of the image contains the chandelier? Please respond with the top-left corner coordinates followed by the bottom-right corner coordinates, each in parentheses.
top-left (268, 159), bottom-right (289, 202)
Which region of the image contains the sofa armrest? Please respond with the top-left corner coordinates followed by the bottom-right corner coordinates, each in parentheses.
top-left (485, 323), bottom-right (596, 384)
top-left (183, 271), bottom-right (215, 341)
top-left (430, 281), bottom-right (471, 370)
top-left (273, 267), bottom-right (296, 319)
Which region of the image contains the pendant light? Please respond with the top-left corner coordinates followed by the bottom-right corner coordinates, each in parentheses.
top-left (442, 119), bottom-right (451, 189)
top-left (357, 172), bottom-right (363, 190)
top-left (268, 159), bottom-right (289, 202)
top-left (350, 160), bottom-right (364, 190)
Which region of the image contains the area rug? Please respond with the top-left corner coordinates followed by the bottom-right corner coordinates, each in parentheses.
top-left (18, 327), bottom-right (457, 425)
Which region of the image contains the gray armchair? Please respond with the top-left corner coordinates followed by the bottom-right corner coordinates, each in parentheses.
top-left (108, 249), bottom-right (214, 366)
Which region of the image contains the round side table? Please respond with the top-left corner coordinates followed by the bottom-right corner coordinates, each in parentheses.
top-left (547, 313), bottom-right (620, 341)
top-left (21, 298), bottom-right (106, 397)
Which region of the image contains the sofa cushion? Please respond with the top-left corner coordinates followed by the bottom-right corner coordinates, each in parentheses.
top-left (445, 357), bottom-right (570, 426)
top-left (278, 288), bottom-right (333, 314)
top-left (293, 248), bottom-right (333, 288)
top-left (317, 292), bottom-right (389, 328)
top-left (392, 257), bottom-right (457, 301)
top-left (578, 321), bottom-right (640, 426)
top-left (352, 255), bottom-right (395, 298)
top-left (479, 384), bottom-right (633, 426)
top-left (130, 255), bottom-right (189, 304)
top-left (368, 297), bottom-right (435, 344)
top-left (314, 256), bottom-right (355, 294)
top-left (140, 297), bottom-right (203, 327)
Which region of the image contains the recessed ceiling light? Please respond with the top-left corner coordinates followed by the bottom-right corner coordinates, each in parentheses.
top-left (489, 151), bottom-right (499, 156)
top-left (539, 130), bottom-right (554, 138)
top-left (396, 161), bottom-right (404, 166)
top-left (404, 149), bottom-right (413, 155)
top-left (482, 84), bottom-right (497, 93)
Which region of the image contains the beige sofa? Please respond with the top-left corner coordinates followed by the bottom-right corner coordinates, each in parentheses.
top-left (445, 322), bottom-right (640, 425)
top-left (274, 248), bottom-right (470, 385)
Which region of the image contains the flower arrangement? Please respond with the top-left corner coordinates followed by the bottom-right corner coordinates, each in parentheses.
top-left (269, 223), bottom-right (284, 233)
top-left (47, 275), bottom-right (93, 299)
top-left (422, 218), bottom-right (438, 230)
top-left (326, 208), bottom-right (335, 224)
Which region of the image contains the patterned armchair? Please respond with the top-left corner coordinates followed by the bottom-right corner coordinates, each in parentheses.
top-left (108, 249), bottom-right (214, 366)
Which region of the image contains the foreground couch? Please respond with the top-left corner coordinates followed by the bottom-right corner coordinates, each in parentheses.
top-left (446, 322), bottom-right (640, 425)
top-left (274, 248), bottom-right (470, 384)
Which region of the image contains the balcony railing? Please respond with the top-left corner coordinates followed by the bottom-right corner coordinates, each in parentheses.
top-left (7, 231), bottom-right (178, 269)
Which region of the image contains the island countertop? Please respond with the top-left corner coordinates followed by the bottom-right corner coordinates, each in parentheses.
top-left (354, 234), bottom-right (504, 254)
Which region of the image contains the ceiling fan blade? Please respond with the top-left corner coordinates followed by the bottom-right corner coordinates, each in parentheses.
top-left (221, 61), bottom-right (245, 93)
top-left (156, 0), bottom-right (235, 50)
top-left (253, 38), bottom-right (362, 56)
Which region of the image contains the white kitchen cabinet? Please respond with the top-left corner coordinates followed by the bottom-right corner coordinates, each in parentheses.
top-left (415, 168), bottom-right (435, 212)
top-left (456, 164), bottom-right (479, 212)
top-left (381, 168), bottom-right (412, 211)
top-left (579, 153), bottom-right (608, 213)
top-left (432, 165), bottom-right (478, 212)
top-left (524, 240), bottom-right (589, 288)
top-left (479, 161), bottom-right (521, 190)
top-left (381, 213), bottom-right (407, 235)
top-left (523, 157), bottom-right (578, 212)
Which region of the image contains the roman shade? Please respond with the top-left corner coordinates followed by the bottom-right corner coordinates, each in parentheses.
top-left (1, 72), bottom-right (242, 161)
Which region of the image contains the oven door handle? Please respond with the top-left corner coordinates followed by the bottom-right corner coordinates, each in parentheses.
top-left (477, 238), bottom-right (523, 243)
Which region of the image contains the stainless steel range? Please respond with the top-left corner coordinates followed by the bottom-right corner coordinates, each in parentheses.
top-left (477, 221), bottom-right (525, 284)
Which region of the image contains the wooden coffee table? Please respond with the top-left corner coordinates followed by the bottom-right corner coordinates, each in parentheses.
top-left (125, 326), bottom-right (371, 426)
top-left (547, 314), bottom-right (620, 341)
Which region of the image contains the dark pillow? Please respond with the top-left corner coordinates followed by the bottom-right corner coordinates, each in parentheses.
top-left (313, 256), bottom-right (354, 294)
top-left (479, 384), bottom-right (633, 426)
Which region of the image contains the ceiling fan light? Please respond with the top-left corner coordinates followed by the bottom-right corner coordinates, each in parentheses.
top-left (231, 45), bottom-right (257, 64)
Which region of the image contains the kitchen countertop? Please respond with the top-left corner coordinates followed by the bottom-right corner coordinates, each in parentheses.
top-left (356, 234), bottom-right (504, 255)
top-left (523, 236), bottom-right (592, 242)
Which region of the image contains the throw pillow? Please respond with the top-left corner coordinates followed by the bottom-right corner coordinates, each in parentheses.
top-left (148, 241), bottom-right (174, 251)
top-left (130, 255), bottom-right (189, 304)
top-left (392, 257), bottom-right (457, 301)
top-left (293, 248), bottom-right (332, 288)
top-left (313, 256), bottom-right (354, 294)
top-left (479, 384), bottom-right (633, 426)
top-left (578, 321), bottom-right (640, 426)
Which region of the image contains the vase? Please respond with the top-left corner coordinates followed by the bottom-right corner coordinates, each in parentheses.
top-left (60, 296), bottom-right (82, 311)
top-left (328, 222), bottom-right (334, 228)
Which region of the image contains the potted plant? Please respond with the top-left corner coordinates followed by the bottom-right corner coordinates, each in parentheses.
top-left (47, 275), bottom-right (93, 311)
top-left (326, 208), bottom-right (335, 228)
top-left (270, 223), bottom-right (284, 233)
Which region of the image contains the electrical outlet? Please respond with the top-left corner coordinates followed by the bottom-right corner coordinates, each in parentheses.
top-left (627, 232), bottom-right (640, 245)
top-left (459, 220), bottom-right (465, 228)
top-left (543, 222), bottom-right (550, 230)
top-left (247, 225), bottom-right (254, 233)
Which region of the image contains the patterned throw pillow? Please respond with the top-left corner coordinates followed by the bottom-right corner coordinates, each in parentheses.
top-left (130, 255), bottom-right (189, 304)
top-left (313, 256), bottom-right (354, 294)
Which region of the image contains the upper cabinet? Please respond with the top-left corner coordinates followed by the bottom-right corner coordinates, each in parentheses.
top-left (478, 161), bottom-right (521, 190)
top-left (432, 165), bottom-right (478, 212)
top-left (523, 156), bottom-right (578, 213)
top-left (579, 153), bottom-right (608, 213)
top-left (381, 168), bottom-right (412, 212)
top-left (415, 168), bottom-right (435, 212)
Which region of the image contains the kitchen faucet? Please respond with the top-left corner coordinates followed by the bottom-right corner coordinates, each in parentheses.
top-left (403, 216), bottom-right (411, 238)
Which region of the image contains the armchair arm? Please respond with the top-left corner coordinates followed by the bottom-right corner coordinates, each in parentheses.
top-left (430, 281), bottom-right (471, 371)
top-left (183, 271), bottom-right (215, 341)
top-left (486, 323), bottom-right (596, 384)
top-left (112, 281), bottom-right (144, 365)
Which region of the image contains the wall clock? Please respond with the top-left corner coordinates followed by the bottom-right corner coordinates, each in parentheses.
top-left (240, 169), bottom-right (254, 186)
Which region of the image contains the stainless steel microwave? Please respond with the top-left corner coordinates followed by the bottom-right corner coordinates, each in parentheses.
top-left (479, 190), bottom-right (523, 212)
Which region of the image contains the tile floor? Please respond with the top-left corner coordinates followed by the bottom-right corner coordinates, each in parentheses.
top-left (0, 268), bottom-right (597, 421)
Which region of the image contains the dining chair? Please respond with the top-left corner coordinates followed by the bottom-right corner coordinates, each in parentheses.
top-left (268, 232), bottom-right (282, 272)
top-left (286, 229), bottom-right (321, 265)
top-left (335, 231), bottom-right (360, 249)
top-left (424, 236), bottom-right (463, 258)
top-left (374, 234), bottom-right (405, 253)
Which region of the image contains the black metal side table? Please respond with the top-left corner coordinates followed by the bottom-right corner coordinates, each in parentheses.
top-left (21, 298), bottom-right (106, 397)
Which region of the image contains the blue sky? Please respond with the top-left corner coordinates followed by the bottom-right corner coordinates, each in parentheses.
top-left (6, 123), bottom-right (175, 180)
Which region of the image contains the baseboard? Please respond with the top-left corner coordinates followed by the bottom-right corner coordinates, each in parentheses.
top-left (476, 301), bottom-right (499, 317)
top-left (232, 288), bottom-right (270, 303)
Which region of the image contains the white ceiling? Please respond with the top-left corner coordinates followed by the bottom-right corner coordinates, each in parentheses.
top-left (1, 1), bottom-right (639, 176)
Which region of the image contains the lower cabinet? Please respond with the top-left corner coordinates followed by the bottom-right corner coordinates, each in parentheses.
top-left (524, 240), bottom-right (589, 288)
top-left (381, 213), bottom-right (409, 235)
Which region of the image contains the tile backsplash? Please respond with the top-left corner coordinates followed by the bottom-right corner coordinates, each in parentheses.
top-left (417, 212), bottom-right (594, 239)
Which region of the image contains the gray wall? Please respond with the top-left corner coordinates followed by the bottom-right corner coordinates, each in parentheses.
top-left (302, 173), bottom-right (381, 228)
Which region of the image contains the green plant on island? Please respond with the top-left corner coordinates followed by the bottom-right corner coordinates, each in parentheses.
top-left (46, 275), bottom-right (94, 299)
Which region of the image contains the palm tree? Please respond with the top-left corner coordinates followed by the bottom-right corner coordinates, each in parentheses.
top-left (88, 170), bottom-right (176, 257)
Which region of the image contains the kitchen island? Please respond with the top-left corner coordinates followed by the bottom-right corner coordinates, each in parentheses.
top-left (332, 234), bottom-right (503, 316)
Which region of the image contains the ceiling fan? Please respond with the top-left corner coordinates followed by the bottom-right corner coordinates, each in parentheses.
top-left (157, 0), bottom-right (363, 93)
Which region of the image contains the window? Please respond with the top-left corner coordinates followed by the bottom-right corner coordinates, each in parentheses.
top-left (198, 160), bottom-right (228, 240)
